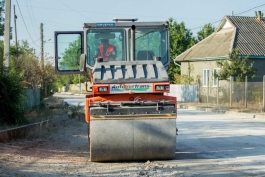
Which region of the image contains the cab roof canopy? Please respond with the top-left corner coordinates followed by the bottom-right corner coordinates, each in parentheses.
top-left (84, 21), bottom-right (168, 28)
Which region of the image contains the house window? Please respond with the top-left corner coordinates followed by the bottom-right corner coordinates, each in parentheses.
top-left (203, 69), bottom-right (209, 86)
top-left (213, 68), bottom-right (220, 86)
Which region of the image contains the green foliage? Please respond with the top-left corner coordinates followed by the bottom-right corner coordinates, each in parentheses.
top-left (173, 64), bottom-right (201, 84)
top-left (0, 50), bottom-right (27, 126)
top-left (59, 36), bottom-right (81, 70)
top-left (9, 40), bottom-right (57, 98)
top-left (0, 8), bottom-right (28, 126)
top-left (168, 18), bottom-right (196, 82)
top-left (0, 0), bottom-right (12, 38)
top-left (0, 0), bottom-right (4, 36)
top-left (72, 74), bottom-right (86, 85)
top-left (197, 23), bottom-right (215, 42)
top-left (54, 74), bottom-right (86, 89)
top-left (173, 74), bottom-right (194, 84)
top-left (42, 61), bottom-right (57, 96)
top-left (54, 75), bottom-right (71, 88)
top-left (216, 49), bottom-right (257, 82)
top-left (10, 41), bottom-right (41, 87)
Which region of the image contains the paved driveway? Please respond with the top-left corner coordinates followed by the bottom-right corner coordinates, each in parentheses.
top-left (174, 109), bottom-right (265, 177)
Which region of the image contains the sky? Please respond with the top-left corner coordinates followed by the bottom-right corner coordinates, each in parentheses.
top-left (3, 0), bottom-right (265, 62)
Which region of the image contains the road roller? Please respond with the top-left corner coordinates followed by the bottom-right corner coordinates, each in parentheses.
top-left (54, 18), bottom-right (177, 161)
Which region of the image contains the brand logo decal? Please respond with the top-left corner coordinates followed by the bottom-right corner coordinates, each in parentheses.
top-left (110, 83), bottom-right (152, 93)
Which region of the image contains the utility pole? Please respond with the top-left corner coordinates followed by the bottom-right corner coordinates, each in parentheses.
top-left (14, 5), bottom-right (18, 59)
top-left (4, 0), bottom-right (11, 72)
top-left (40, 23), bottom-right (46, 97)
top-left (40, 23), bottom-right (44, 70)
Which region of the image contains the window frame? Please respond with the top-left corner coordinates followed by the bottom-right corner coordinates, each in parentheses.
top-left (213, 68), bottom-right (220, 87)
top-left (54, 31), bottom-right (84, 74)
top-left (203, 69), bottom-right (210, 87)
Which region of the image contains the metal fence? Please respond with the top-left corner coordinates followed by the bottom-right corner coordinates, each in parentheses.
top-left (198, 76), bottom-right (265, 111)
top-left (24, 88), bottom-right (40, 110)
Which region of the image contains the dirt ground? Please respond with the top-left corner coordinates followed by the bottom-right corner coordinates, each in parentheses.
top-left (0, 118), bottom-right (179, 177)
top-left (0, 109), bottom-right (265, 176)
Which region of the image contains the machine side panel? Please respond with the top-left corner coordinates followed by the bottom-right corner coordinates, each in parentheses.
top-left (93, 60), bottom-right (169, 84)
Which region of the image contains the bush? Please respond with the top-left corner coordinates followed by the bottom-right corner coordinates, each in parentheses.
top-left (0, 70), bottom-right (27, 126)
top-left (173, 74), bottom-right (201, 84)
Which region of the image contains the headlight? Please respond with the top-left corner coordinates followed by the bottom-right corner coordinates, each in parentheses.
top-left (155, 85), bottom-right (165, 90)
top-left (98, 87), bottom-right (108, 92)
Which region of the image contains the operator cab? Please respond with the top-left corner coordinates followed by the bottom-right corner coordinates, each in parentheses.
top-left (54, 19), bottom-right (170, 74)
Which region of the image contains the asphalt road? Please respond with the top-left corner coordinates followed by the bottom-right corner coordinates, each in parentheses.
top-left (53, 92), bottom-right (86, 107)
top-left (0, 109), bottom-right (264, 176)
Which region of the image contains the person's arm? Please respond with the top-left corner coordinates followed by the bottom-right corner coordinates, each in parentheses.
top-left (109, 46), bottom-right (117, 60)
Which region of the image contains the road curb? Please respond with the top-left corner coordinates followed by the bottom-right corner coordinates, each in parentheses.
top-left (0, 115), bottom-right (69, 143)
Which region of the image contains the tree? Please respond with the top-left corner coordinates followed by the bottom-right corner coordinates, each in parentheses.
top-left (216, 49), bottom-right (257, 82)
top-left (9, 40), bottom-right (57, 97)
top-left (42, 61), bottom-right (57, 95)
top-left (173, 64), bottom-right (201, 84)
top-left (0, 0), bottom-right (12, 38)
top-left (10, 40), bottom-right (41, 87)
top-left (0, 0), bottom-right (5, 36)
top-left (59, 36), bottom-right (81, 70)
top-left (197, 23), bottom-right (215, 42)
top-left (0, 41), bottom-right (26, 126)
top-left (168, 18), bottom-right (196, 82)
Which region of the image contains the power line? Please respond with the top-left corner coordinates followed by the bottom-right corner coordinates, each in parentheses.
top-left (190, 3), bottom-right (265, 32)
top-left (22, 16), bottom-right (80, 29)
top-left (190, 20), bottom-right (221, 31)
top-left (235, 3), bottom-right (265, 15)
top-left (15, 0), bottom-right (39, 47)
top-left (18, 5), bottom-right (171, 19)
top-left (57, 0), bottom-right (95, 22)
top-left (24, 0), bottom-right (38, 39)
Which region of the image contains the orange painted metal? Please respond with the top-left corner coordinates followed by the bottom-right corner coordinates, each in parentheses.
top-left (85, 92), bottom-right (177, 123)
top-left (91, 82), bottom-right (171, 95)
top-left (86, 73), bottom-right (176, 123)
top-left (92, 84), bottom-right (110, 95)
top-left (152, 82), bottom-right (170, 93)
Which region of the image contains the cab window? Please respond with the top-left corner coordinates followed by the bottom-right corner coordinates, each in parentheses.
top-left (130, 28), bottom-right (169, 65)
top-left (86, 29), bottom-right (125, 66)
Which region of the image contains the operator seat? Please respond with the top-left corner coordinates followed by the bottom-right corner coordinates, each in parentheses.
top-left (137, 50), bottom-right (155, 60)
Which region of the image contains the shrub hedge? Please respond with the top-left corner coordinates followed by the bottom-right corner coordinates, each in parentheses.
top-left (0, 69), bottom-right (27, 126)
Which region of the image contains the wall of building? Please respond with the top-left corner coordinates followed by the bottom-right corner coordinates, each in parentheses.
top-left (251, 59), bottom-right (265, 82)
top-left (180, 60), bottom-right (227, 86)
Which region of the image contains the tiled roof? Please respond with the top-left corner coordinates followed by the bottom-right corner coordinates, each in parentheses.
top-left (175, 16), bottom-right (265, 62)
top-left (226, 16), bottom-right (265, 56)
top-left (175, 27), bottom-right (234, 61)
